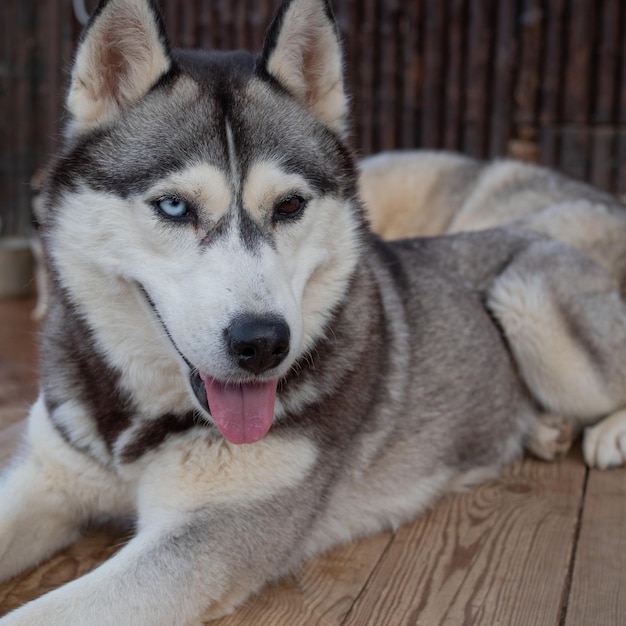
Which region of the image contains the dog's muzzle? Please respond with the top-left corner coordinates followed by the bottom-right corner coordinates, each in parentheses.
top-left (188, 314), bottom-right (290, 445)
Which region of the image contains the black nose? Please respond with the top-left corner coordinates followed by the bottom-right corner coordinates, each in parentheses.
top-left (226, 315), bottom-right (290, 375)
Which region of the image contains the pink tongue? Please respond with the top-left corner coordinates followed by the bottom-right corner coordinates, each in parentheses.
top-left (201, 374), bottom-right (278, 444)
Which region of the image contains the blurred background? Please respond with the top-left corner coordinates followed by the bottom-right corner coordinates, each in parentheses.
top-left (1, 0), bottom-right (625, 241)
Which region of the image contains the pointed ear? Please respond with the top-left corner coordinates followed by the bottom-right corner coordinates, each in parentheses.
top-left (67, 0), bottom-right (172, 133)
top-left (260, 0), bottom-right (348, 137)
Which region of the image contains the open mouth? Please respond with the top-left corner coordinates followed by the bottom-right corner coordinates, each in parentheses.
top-left (137, 284), bottom-right (283, 445)
top-left (190, 371), bottom-right (278, 444)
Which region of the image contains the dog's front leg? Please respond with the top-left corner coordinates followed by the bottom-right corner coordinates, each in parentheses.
top-left (0, 396), bottom-right (129, 583)
top-left (0, 489), bottom-right (313, 626)
top-left (0, 522), bottom-right (203, 626)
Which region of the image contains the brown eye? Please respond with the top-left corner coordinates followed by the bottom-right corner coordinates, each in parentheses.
top-left (274, 195), bottom-right (307, 221)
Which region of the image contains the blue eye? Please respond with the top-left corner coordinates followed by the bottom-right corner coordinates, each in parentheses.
top-left (156, 197), bottom-right (189, 218)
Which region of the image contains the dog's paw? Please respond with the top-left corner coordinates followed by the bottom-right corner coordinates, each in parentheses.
top-left (526, 413), bottom-right (577, 461)
top-left (583, 410), bottom-right (626, 469)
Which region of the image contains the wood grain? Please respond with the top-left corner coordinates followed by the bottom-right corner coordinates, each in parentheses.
top-left (342, 455), bottom-right (586, 626)
top-left (564, 466), bottom-right (626, 626)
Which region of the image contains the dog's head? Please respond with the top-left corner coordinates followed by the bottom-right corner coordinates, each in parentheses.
top-left (43, 0), bottom-right (367, 444)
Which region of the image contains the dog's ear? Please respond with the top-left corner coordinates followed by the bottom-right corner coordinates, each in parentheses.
top-left (66, 0), bottom-right (171, 133)
top-left (260, 0), bottom-right (348, 137)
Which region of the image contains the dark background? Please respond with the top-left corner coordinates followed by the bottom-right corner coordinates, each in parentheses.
top-left (1, 0), bottom-right (625, 237)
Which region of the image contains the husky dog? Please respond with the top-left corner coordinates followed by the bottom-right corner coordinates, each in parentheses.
top-left (1, 0), bottom-right (626, 624)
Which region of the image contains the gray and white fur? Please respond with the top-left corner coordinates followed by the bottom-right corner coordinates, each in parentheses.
top-left (361, 150), bottom-right (626, 466)
top-left (0, 1), bottom-right (624, 624)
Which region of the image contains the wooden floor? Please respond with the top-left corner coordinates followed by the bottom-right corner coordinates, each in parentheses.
top-left (1, 298), bottom-right (625, 625)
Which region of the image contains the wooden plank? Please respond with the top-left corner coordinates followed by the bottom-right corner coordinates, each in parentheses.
top-left (513, 0), bottom-right (543, 134)
top-left (356, 0), bottom-right (378, 155)
top-left (0, 419), bottom-right (25, 467)
top-left (161, 0), bottom-right (180, 46)
top-left (617, 130), bottom-right (626, 196)
top-left (563, 0), bottom-right (596, 123)
top-left (489, 0), bottom-right (517, 157)
top-left (590, 127), bottom-right (617, 193)
top-left (211, 0), bottom-right (225, 50)
top-left (233, 0), bottom-right (247, 50)
top-left (396, 0), bottom-right (421, 149)
top-left (443, 0), bottom-right (467, 152)
top-left (374, 0), bottom-right (398, 151)
top-left (539, 125), bottom-right (559, 168)
top-left (342, 454), bottom-right (586, 626)
top-left (243, 0), bottom-right (263, 52)
top-left (0, 298), bottom-right (39, 431)
top-left (564, 466), bottom-right (626, 626)
top-left (0, 299), bottom-right (38, 362)
top-left (334, 0), bottom-right (360, 149)
top-left (12, 0), bottom-right (38, 236)
top-left (198, 0), bottom-right (214, 49)
top-left (462, 0), bottom-right (494, 157)
top-left (421, 0), bottom-right (445, 149)
top-left (0, 0), bottom-right (15, 230)
top-left (620, 3), bottom-right (626, 125)
top-left (593, 0), bottom-right (621, 123)
top-left (559, 126), bottom-right (590, 182)
top-left (35, 0), bottom-right (60, 162)
top-left (179, 0), bottom-right (196, 49)
top-left (539, 0), bottom-right (566, 125)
